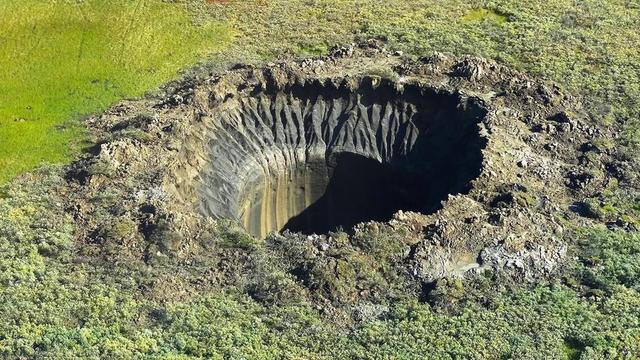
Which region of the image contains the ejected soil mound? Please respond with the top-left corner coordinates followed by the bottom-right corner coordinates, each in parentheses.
top-left (199, 77), bottom-right (486, 237)
top-left (66, 43), bottom-right (607, 293)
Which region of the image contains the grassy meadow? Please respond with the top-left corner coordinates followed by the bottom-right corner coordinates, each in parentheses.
top-left (0, 0), bottom-right (232, 183)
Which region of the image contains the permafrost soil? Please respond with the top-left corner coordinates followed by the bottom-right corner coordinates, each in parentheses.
top-left (65, 43), bottom-right (612, 299)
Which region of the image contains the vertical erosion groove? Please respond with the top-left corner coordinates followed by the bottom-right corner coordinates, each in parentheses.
top-left (198, 78), bottom-right (487, 238)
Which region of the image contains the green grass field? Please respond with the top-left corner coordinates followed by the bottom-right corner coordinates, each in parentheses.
top-left (0, 0), bottom-right (232, 184)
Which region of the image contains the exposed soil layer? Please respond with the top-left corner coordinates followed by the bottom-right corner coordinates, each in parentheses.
top-left (65, 43), bottom-right (610, 307)
top-left (202, 79), bottom-right (486, 237)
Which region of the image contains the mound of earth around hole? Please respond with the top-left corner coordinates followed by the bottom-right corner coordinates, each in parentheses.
top-left (66, 43), bottom-right (605, 301)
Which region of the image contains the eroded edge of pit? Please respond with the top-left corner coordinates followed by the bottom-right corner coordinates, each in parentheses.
top-left (196, 76), bottom-right (489, 237)
top-left (64, 43), bottom-right (602, 303)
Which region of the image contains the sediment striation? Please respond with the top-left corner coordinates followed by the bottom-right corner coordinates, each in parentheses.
top-left (199, 78), bottom-right (486, 237)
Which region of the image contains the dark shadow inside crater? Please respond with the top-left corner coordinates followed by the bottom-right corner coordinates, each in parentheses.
top-left (283, 114), bottom-right (484, 234)
top-left (283, 153), bottom-right (426, 234)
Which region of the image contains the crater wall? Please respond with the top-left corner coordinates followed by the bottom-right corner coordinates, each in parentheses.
top-left (199, 78), bottom-right (487, 237)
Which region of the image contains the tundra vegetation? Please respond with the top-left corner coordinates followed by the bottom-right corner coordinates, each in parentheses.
top-left (0, 0), bottom-right (639, 358)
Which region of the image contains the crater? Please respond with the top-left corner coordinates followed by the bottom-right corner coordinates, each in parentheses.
top-left (199, 77), bottom-right (488, 237)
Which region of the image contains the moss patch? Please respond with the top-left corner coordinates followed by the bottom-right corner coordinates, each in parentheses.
top-left (462, 8), bottom-right (509, 24)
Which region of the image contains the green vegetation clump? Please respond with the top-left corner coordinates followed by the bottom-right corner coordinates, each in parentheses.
top-left (580, 228), bottom-right (640, 291)
top-left (0, 0), bottom-right (232, 184)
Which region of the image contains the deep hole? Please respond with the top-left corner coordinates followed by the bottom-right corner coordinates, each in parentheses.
top-left (284, 153), bottom-right (424, 234)
top-left (198, 77), bottom-right (487, 237)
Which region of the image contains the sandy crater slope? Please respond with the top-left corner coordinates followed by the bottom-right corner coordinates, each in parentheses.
top-left (66, 42), bottom-right (606, 291)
